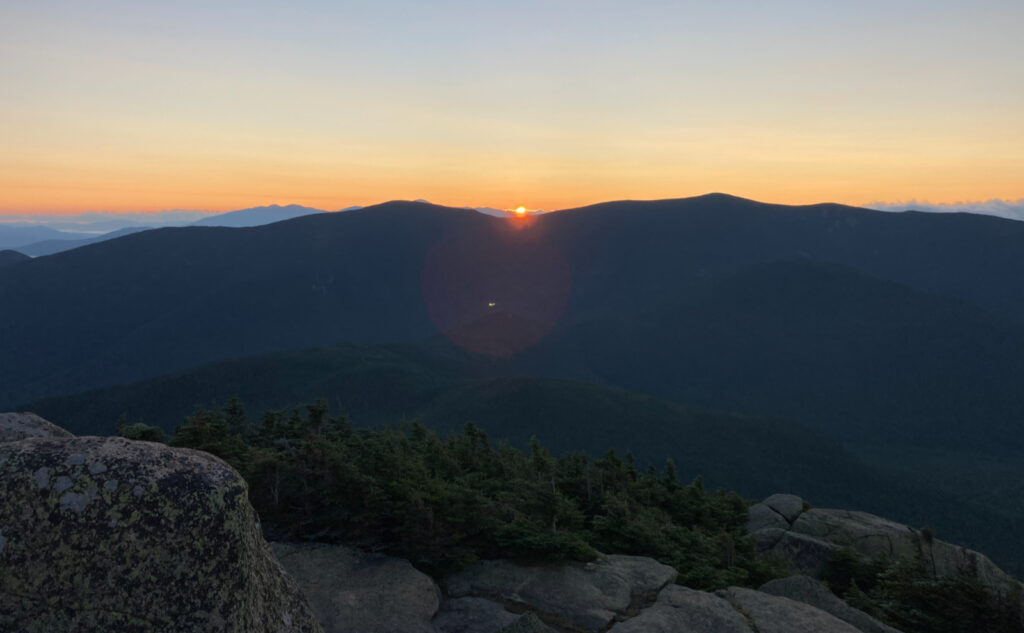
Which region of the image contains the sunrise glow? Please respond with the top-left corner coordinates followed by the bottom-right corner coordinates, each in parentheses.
top-left (0, 2), bottom-right (1020, 214)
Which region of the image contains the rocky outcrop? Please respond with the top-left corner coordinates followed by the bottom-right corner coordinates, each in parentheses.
top-left (607, 585), bottom-right (752, 633)
top-left (718, 587), bottom-right (864, 633)
top-left (0, 412), bottom-right (73, 442)
top-left (497, 613), bottom-right (558, 633)
top-left (272, 542), bottom-right (440, 633)
top-left (433, 597), bottom-right (519, 633)
top-left (0, 427), bottom-right (321, 632)
top-left (443, 554), bottom-right (677, 632)
top-left (437, 567), bottom-right (873, 633)
top-left (748, 493), bottom-right (1022, 598)
top-left (759, 575), bottom-right (901, 633)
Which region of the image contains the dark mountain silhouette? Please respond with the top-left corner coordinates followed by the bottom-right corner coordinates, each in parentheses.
top-left (0, 202), bottom-right (490, 404)
top-left (5, 194), bottom-right (1024, 406)
top-left (190, 203), bottom-right (327, 227)
top-left (540, 193), bottom-right (1024, 325)
top-left (18, 227), bottom-right (151, 257)
top-left (11, 204), bottom-right (342, 258)
top-left (0, 250), bottom-right (30, 268)
top-left (514, 258), bottom-right (1024, 454)
top-left (10, 193), bottom-right (1024, 575)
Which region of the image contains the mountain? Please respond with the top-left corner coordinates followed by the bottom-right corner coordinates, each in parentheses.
top-left (4, 342), bottom-right (955, 525)
top-left (0, 225), bottom-right (90, 251)
top-left (0, 202), bottom-right (491, 404)
top-left (514, 258), bottom-right (1024, 454)
top-left (17, 226), bottom-right (151, 257)
top-left (10, 204), bottom-right (347, 257)
top-left (5, 194), bottom-right (1024, 405)
top-left (0, 250), bottom-right (30, 268)
top-left (20, 340), bottom-right (1024, 576)
top-left (190, 203), bottom-right (327, 227)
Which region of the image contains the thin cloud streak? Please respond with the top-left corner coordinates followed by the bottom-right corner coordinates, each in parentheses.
top-left (868, 199), bottom-right (1024, 222)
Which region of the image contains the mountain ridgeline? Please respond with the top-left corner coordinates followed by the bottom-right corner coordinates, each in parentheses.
top-left (7, 193), bottom-right (1024, 575)
top-left (0, 250), bottom-right (30, 268)
top-left (6, 194), bottom-right (1024, 406)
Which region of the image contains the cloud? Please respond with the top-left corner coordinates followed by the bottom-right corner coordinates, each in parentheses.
top-left (867, 199), bottom-right (1024, 222)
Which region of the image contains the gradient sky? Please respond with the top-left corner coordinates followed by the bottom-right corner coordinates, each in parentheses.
top-left (2, 0), bottom-right (1022, 214)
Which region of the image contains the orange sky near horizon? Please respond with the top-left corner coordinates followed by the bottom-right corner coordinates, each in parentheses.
top-left (2, 1), bottom-right (1021, 216)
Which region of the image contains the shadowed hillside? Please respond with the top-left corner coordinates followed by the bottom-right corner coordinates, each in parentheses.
top-left (516, 258), bottom-right (1024, 454)
top-left (0, 250), bottom-right (29, 268)
top-left (21, 340), bottom-right (1024, 576)
top-left (6, 195), bottom-right (1024, 405)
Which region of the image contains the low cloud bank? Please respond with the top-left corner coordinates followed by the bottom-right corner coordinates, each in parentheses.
top-left (868, 199), bottom-right (1024, 221)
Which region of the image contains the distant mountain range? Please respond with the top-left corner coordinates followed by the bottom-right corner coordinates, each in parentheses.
top-left (0, 225), bottom-right (93, 251)
top-left (190, 204), bottom-right (335, 227)
top-left (5, 193), bottom-right (1024, 404)
top-left (0, 204), bottom-right (357, 256)
top-left (7, 192), bottom-right (1024, 574)
top-left (3, 203), bottom-right (532, 256)
top-left (16, 227), bottom-right (151, 257)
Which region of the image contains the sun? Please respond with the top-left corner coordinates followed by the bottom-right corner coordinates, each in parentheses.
top-left (514, 206), bottom-right (527, 216)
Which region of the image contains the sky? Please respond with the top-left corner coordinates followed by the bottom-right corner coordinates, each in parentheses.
top-left (1, 0), bottom-right (1022, 215)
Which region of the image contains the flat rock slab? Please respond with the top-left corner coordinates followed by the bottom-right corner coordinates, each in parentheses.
top-left (759, 575), bottom-right (902, 633)
top-left (433, 597), bottom-right (519, 633)
top-left (444, 554), bottom-right (677, 632)
top-left (272, 542), bottom-right (439, 633)
top-left (608, 585), bottom-right (752, 633)
top-left (0, 412), bottom-right (73, 442)
top-left (498, 613), bottom-right (558, 633)
top-left (719, 587), bottom-right (863, 633)
top-left (0, 436), bottom-right (320, 633)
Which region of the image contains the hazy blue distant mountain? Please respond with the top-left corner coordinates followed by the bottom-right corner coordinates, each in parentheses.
top-left (0, 250), bottom-right (30, 268)
top-left (18, 227), bottom-right (152, 257)
top-left (0, 225), bottom-right (90, 251)
top-left (191, 204), bottom-right (327, 227)
top-left (0, 210), bottom-right (207, 234)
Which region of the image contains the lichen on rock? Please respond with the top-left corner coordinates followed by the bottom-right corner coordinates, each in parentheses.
top-left (0, 431), bottom-right (322, 632)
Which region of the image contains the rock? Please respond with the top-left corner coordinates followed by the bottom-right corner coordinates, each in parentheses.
top-left (759, 575), bottom-right (902, 633)
top-left (497, 612), bottom-right (558, 633)
top-left (608, 585), bottom-right (752, 633)
top-left (762, 493), bottom-right (805, 524)
top-left (792, 508), bottom-right (1019, 593)
top-left (0, 412), bottom-right (73, 442)
top-left (0, 435), bottom-right (321, 633)
top-left (271, 542), bottom-right (439, 633)
top-left (764, 529), bottom-right (841, 574)
top-left (748, 502), bottom-right (790, 533)
top-left (719, 587), bottom-right (864, 633)
top-left (444, 554), bottom-right (677, 632)
top-left (432, 597), bottom-right (519, 633)
top-left (749, 494), bottom-right (1023, 600)
top-left (789, 509), bottom-right (915, 561)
